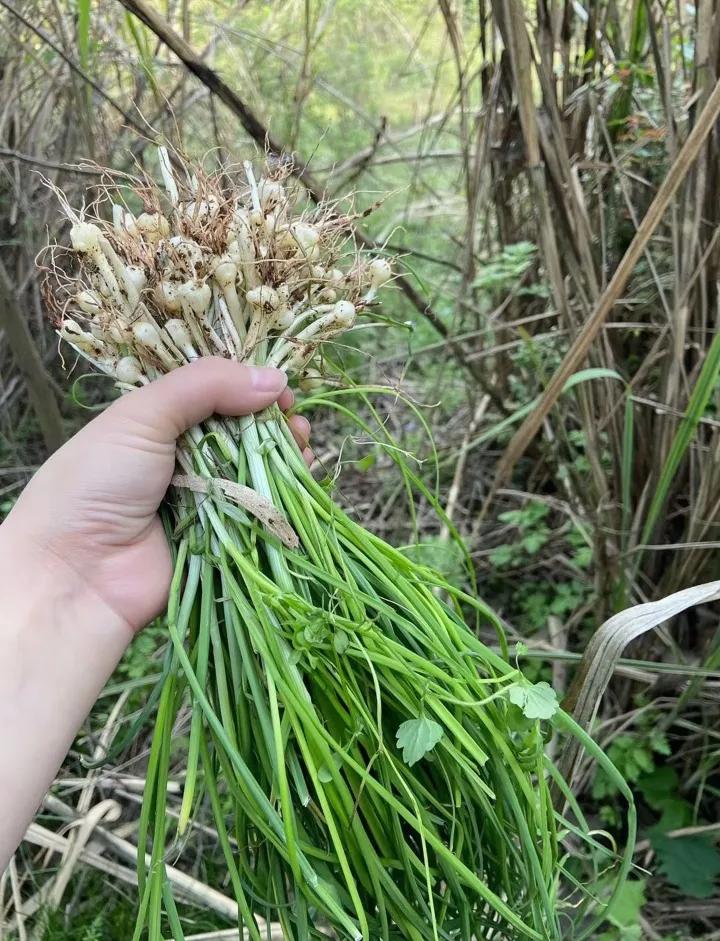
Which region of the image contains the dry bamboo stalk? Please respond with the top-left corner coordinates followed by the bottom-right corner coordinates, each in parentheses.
top-left (486, 75), bottom-right (720, 506)
top-left (0, 261), bottom-right (64, 454)
top-left (496, 0), bottom-right (569, 322)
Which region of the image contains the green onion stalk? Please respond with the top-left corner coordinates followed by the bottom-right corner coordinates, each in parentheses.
top-left (45, 150), bottom-right (634, 941)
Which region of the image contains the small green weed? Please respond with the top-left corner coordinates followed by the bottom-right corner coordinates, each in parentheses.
top-left (489, 500), bottom-right (552, 568)
top-left (593, 722), bottom-right (671, 818)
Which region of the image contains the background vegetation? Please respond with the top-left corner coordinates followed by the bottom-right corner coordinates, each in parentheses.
top-left (1, 0), bottom-right (720, 937)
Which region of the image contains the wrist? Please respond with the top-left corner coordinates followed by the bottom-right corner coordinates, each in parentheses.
top-left (0, 515), bottom-right (133, 694)
top-left (0, 507), bottom-right (133, 641)
top-left (0, 516), bottom-right (132, 868)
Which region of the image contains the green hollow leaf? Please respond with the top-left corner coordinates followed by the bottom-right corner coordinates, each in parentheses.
top-left (508, 681), bottom-right (559, 720)
top-left (396, 717), bottom-right (444, 766)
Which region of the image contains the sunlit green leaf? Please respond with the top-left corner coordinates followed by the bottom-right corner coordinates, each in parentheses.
top-left (396, 717), bottom-right (444, 766)
top-left (508, 682), bottom-right (559, 720)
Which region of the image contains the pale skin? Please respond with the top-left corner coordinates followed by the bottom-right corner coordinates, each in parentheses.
top-left (0, 358), bottom-right (311, 870)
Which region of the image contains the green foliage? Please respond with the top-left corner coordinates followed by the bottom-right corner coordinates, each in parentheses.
top-left (639, 330), bottom-right (720, 551)
top-left (640, 766), bottom-right (694, 832)
top-left (396, 717), bottom-right (444, 766)
top-left (567, 524), bottom-right (593, 569)
top-left (521, 580), bottom-right (589, 631)
top-left (651, 834), bottom-right (720, 899)
top-left (637, 768), bottom-right (720, 898)
top-left (76, 0), bottom-right (91, 73)
top-left (490, 500), bottom-right (551, 568)
top-left (594, 738), bottom-right (720, 900)
top-left (592, 725), bottom-right (671, 803)
top-left (472, 242), bottom-right (540, 297)
top-left (115, 621), bottom-right (166, 681)
top-left (37, 870), bottom-right (231, 940)
top-left (123, 13), bottom-right (159, 94)
top-left (486, 497), bottom-right (593, 635)
top-left (402, 536), bottom-right (468, 587)
top-left (507, 334), bottom-right (567, 404)
top-left (597, 878), bottom-right (646, 941)
top-left (507, 681), bottom-right (559, 720)
top-left (39, 888), bottom-right (135, 940)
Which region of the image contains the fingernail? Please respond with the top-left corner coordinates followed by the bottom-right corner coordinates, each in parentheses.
top-left (248, 366), bottom-right (287, 394)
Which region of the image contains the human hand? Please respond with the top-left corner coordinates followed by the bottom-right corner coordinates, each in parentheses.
top-left (2, 358), bottom-right (311, 635)
top-left (1, 357), bottom-right (313, 865)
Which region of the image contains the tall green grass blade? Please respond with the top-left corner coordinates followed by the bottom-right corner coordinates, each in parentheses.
top-left (458, 367), bottom-right (624, 460)
top-left (76, 0), bottom-right (91, 72)
top-left (124, 12), bottom-right (159, 95)
top-left (638, 331), bottom-right (720, 555)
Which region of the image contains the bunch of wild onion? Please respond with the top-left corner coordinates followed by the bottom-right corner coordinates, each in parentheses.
top-left (46, 151), bottom-right (632, 941)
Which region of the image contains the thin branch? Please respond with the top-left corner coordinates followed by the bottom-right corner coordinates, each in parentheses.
top-left (0, 147), bottom-right (103, 176)
top-left (117, 0), bottom-right (500, 397)
top-left (0, 0), bottom-right (150, 140)
top-left (116, 0), bottom-right (326, 199)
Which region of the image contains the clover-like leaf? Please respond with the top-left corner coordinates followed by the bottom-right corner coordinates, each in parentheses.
top-left (508, 681), bottom-right (559, 720)
top-left (396, 717), bottom-right (444, 766)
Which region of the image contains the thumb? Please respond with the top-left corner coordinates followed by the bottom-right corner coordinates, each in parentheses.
top-left (104, 358), bottom-right (288, 443)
